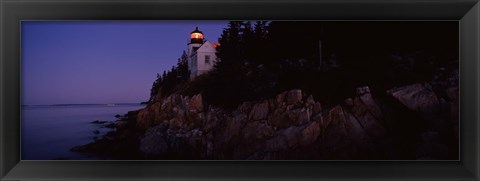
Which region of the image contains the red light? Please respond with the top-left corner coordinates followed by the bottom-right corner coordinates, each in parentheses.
top-left (191, 33), bottom-right (203, 39)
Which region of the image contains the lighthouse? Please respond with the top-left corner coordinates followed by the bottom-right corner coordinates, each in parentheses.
top-left (187, 27), bottom-right (218, 80)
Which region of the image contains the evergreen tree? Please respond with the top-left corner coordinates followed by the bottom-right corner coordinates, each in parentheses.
top-left (177, 51), bottom-right (190, 80)
top-left (148, 73), bottom-right (162, 102)
top-left (204, 21), bottom-right (251, 108)
top-left (148, 52), bottom-right (191, 102)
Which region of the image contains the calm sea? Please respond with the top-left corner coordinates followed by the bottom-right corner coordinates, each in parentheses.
top-left (21, 103), bottom-right (145, 160)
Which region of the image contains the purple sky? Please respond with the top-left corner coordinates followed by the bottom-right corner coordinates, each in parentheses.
top-left (21, 21), bottom-right (228, 105)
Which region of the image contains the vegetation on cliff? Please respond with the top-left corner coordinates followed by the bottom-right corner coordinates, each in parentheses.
top-left (148, 51), bottom-right (190, 103)
top-left (149, 21), bottom-right (458, 109)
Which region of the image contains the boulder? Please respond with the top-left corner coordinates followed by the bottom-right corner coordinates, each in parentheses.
top-left (231, 121), bottom-right (275, 159)
top-left (223, 113), bottom-right (248, 143)
top-left (356, 86), bottom-right (371, 95)
top-left (203, 109), bottom-right (222, 133)
top-left (161, 94), bottom-right (185, 111)
top-left (242, 121), bottom-right (274, 140)
top-left (266, 127), bottom-right (301, 153)
top-left (188, 94), bottom-right (204, 113)
top-left (104, 122), bottom-right (116, 129)
top-left (319, 106), bottom-right (353, 159)
top-left (342, 110), bottom-right (374, 150)
top-left (286, 89), bottom-right (303, 105)
top-left (185, 112), bottom-right (204, 129)
top-left (91, 120), bottom-right (107, 124)
top-left (268, 99), bottom-right (278, 113)
top-left (356, 86), bottom-right (383, 119)
top-left (305, 95), bottom-right (315, 118)
top-left (312, 102), bottom-right (322, 116)
top-left (238, 101), bottom-right (254, 115)
top-left (126, 110), bottom-right (141, 118)
top-left (275, 91), bottom-right (287, 104)
top-left (312, 114), bottom-right (324, 128)
top-left (300, 121), bottom-right (321, 146)
top-left (168, 116), bottom-right (187, 128)
top-left (136, 102), bottom-right (162, 129)
top-left (213, 114), bottom-right (248, 159)
top-left (279, 126), bottom-right (304, 148)
top-left (344, 98), bottom-right (354, 107)
top-left (351, 97), bottom-right (387, 140)
top-left (322, 106), bottom-right (344, 129)
top-left (249, 101), bottom-right (270, 121)
top-left (140, 125), bottom-right (169, 157)
top-left (115, 120), bottom-right (128, 130)
top-left (288, 108), bottom-right (310, 126)
top-left (306, 95), bottom-right (315, 105)
top-left (267, 107), bottom-right (292, 129)
top-left (387, 83), bottom-right (441, 114)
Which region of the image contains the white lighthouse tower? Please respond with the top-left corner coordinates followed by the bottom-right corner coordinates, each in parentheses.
top-left (187, 27), bottom-right (218, 80)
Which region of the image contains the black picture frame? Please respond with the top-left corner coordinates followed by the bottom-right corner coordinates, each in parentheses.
top-left (1, 0), bottom-right (479, 180)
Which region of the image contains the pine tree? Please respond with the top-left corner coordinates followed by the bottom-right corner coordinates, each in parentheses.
top-left (177, 51), bottom-right (190, 80)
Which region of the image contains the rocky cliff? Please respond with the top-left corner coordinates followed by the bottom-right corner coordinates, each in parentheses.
top-left (132, 81), bottom-right (458, 159)
top-left (73, 79), bottom-right (458, 160)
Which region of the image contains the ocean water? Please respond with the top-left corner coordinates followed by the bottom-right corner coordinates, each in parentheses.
top-left (21, 104), bottom-right (145, 160)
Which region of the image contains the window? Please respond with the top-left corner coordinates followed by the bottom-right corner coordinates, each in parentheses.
top-left (205, 55), bottom-right (210, 64)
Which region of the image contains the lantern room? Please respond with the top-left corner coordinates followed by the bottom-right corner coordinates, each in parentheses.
top-left (190, 27), bottom-right (204, 44)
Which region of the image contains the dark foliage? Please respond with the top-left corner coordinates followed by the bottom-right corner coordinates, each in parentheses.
top-left (150, 21), bottom-right (458, 109)
top-left (148, 51), bottom-right (190, 102)
top-left (203, 21), bottom-right (458, 108)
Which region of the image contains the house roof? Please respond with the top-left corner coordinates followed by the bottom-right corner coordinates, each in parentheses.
top-left (196, 40), bottom-right (216, 52)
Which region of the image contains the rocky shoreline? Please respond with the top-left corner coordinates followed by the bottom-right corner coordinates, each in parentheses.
top-left (70, 110), bottom-right (143, 159)
top-left (71, 77), bottom-right (459, 160)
